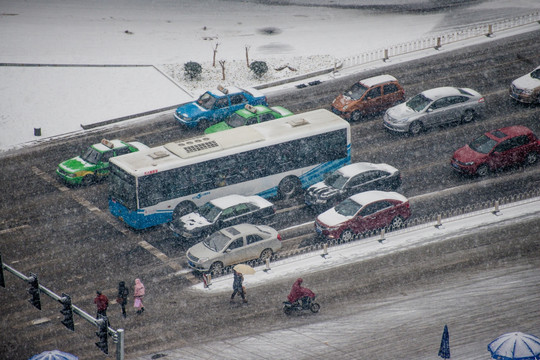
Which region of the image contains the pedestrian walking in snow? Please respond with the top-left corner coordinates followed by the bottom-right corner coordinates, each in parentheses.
top-left (134, 278), bottom-right (145, 314)
top-left (94, 290), bottom-right (109, 318)
top-left (116, 281), bottom-right (129, 318)
top-left (230, 269), bottom-right (247, 303)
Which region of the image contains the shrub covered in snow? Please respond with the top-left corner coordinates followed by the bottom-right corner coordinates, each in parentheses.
top-left (184, 61), bottom-right (202, 80)
top-left (250, 61), bottom-right (268, 78)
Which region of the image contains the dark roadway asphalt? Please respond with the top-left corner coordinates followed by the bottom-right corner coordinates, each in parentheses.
top-left (0, 30), bottom-right (539, 359)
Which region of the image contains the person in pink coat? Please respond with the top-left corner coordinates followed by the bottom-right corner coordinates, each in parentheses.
top-left (134, 278), bottom-right (145, 314)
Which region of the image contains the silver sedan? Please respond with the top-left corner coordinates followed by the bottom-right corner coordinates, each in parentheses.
top-left (383, 87), bottom-right (485, 135)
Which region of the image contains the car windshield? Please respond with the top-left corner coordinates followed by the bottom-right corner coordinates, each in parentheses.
top-left (203, 231), bottom-right (232, 252)
top-left (81, 147), bottom-right (103, 164)
top-left (197, 92), bottom-right (217, 110)
top-left (344, 83), bottom-right (369, 100)
top-left (324, 172), bottom-right (349, 190)
top-left (334, 198), bottom-right (363, 217)
top-left (531, 69), bottom-right (540, 80)
top-left (469, 134), bottom-right (498, 154)
top-left (406, 93), bottom-right (432, 112)
top-left (198, 202), bottom-right (223, 223)
top-left (225, 113), bottom-right (248, 128)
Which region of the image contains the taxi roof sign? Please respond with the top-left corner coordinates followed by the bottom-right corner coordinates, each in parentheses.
top-left (101, 139), bottom-right (115, 149)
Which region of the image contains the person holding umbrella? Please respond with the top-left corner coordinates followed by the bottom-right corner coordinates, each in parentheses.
top-left (230, 268), bottom-right (247, 304)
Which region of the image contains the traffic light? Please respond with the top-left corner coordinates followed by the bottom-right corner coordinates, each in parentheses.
top-left (59, 293), bottom-right (74, 331)
top-left (27, 273), bottom-right (41, 310)
top-left (95, 317), bottom-right (108, 354)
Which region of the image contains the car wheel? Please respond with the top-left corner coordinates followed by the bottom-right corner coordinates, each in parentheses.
top-left (209, 262), bottom-right (223, 276)
top-left (310, 302), bottom-right (321, 313)
top-left (278, 176), bottom-right (302, 200)
top-left (283, 305), bottom-right (292, 315)
top-left (340, 229), bottom-right (354, 242)
top-left (259, 248), bottom-right (273, 261)
top-left (351, 111), bottom-right (363, 122)
top-left (461, 109), bottom-right (475, 123)
top-left (525, 152), bottom-right (538, 166)
top-left (390, 216), bottom-right (404, 230)
top-left (81, 174), bottom-right (95, 186)
top-left (408, 121), bottom-right (423, 135)
top-left (198, 119), bottom-right (209, 130)
top-left (476, 164), bottom-right (489, 177)
top-left (172, 201), bottom-right (196, 220)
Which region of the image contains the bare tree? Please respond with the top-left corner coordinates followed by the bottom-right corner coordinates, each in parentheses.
top-left (245, 45), bottom-right (251, 67)
top-left (219, 60), bottom-right (226, 80)
top-left (212, 42), bottom-right (220, 67)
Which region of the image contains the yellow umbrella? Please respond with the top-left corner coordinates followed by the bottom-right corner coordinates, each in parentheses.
top-left (233, 264), bottom-right (255, 275)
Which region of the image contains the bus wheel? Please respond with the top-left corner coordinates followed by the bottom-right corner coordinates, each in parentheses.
top-left (173, 201), bottom-right (196, 220)
top-left (278, 176), bottom-right (301, 200)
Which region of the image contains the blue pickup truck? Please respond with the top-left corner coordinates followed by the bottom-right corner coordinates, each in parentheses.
top-left (174, 85), bottom-right (268, 129)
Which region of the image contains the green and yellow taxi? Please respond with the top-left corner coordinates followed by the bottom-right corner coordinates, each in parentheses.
top-left (204, 104), bottom-right (293, 134)
top-left (56, 139), bottom-right (148, 186)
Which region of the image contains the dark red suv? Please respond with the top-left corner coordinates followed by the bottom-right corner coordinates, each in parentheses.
top-left (451, 125), bottom-right (540, 176)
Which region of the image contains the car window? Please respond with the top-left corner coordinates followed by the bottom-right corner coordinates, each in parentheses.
top-left (246, 234), bottom-right (263, 245)
top-left (259, 113), bottom-right (276, 122)
top-left (102, 150), bottom-right (114, 162)
top-left (246, 116), bottom-right (258, 125)
top-left (495, 135), bottom-right (530, 152)
top-left (214, 97), bottom-right (229, 109)
top-left (447, 95), bottom-right (469, 105)
top-left (430, 98), bottom-right (450, 110)
top-left (234, 203), bottom-right (251, 216)
top-left (81, 147), bottom-right (103, 164)
top-left (225, 113), bottom-right (246, 127)
top-left (344, 82), bottom-right (368, 100)
top-left (347, 174), bottom-right (366, 187)
top-left (227, 238), bottom-right (244, 251)
top-left (406, 93), bottom-right (432, 112)
top-left (363, 171), bottom-right (381, 182)
top-left (230, 94), bottom-right (247, 105)
top-left (383, 83), bottom-right (399, 94)
top-left (197, 92), bottom-right (216, 109)
top-left (359, 203), bottom-right (379, 217)
top-left (470, 135), bottom-right (498, 154)
top-left (365, 86), bottom-right (381, 99)
top-left (334, 198), bottom-right (363, 216)
top-left (531, 69), bottom-right (540, 80)
top-left (220, 207), bottom-right (236, 219)
top-left (513, 135), bottom-right (530, 147)
top-left (115, 147), bottom-right (131, 156)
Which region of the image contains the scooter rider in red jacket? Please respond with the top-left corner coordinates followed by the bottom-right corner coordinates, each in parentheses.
top-left (287, 278), bottom-right (315, 305)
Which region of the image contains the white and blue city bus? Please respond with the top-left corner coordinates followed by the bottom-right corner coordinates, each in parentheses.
top-left (108, 109), bottom-right (351, 229)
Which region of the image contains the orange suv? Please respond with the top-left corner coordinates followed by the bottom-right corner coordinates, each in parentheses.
top-left (331, 74), bottom-right (405, 121)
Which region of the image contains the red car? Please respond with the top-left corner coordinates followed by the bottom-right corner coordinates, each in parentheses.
top-left (451, 125), bottom-right (540, 176)
top-left (314, 190), bottom-right (411, 242)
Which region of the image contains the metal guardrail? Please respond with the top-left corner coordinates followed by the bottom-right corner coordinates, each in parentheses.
top-left (340, 11), bottom-right (540, 68)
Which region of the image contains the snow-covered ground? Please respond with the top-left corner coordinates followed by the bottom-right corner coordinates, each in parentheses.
top-left (1, 0), bottom-right (539, 152)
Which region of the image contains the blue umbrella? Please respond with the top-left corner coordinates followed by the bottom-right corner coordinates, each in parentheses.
top-left (438, 324), bottom-right (451, 359)
top-left (29, 350), bottom-right (78, 360)
top-left (488, 332), bottom-right (540, 360)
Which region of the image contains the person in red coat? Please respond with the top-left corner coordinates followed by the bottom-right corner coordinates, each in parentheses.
top-left (94, 290), bottom-right (109, 318)
top-left (287, 278), bottom-right (315, 305)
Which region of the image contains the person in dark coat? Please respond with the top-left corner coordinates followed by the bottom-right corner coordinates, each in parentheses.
top-left (94, 290), bottom-right (109, 318)
top-left (287, 278), bottom-right (315, 305)
top-left (116, 281), bottom-right (129, 318)
top-left (230, 269), bottom-right (247, 303)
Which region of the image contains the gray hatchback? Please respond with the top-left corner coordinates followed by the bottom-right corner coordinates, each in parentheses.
top-left (383, 86), bottom-right (485, 135)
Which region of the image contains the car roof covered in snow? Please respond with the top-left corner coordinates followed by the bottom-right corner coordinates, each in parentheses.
top-left (421, 86), bottom-right (468, 100)
top-left (337, 162), bottom-right (398, 178)
top-left (359, 74), bottom-right (398, 87)
top-left (208, 194), bottom-right (272, 209)
top-left (349, 190), bottom-right (408, 206)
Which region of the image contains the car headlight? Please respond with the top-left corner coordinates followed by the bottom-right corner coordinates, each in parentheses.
top-left (182, 114), bottom-right (192, 120)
